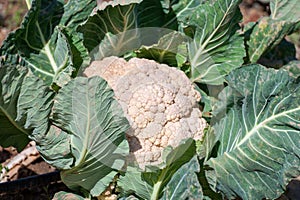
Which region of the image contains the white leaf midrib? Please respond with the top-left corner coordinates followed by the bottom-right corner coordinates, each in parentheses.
top-left (190, 0), bottom-right (237, 79)
top-left (237, 105), bottom-right (300, 147)
top-left (35, 21), bottom-right (58, 73)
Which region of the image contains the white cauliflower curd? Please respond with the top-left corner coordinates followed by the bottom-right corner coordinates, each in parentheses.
top-left (84, 56), bottom-right (207, 168)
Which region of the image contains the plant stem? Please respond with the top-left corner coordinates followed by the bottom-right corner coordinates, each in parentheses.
top-left (151, 181), bottom-right (163, 200)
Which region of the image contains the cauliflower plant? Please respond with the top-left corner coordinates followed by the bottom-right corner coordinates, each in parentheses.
top-left (84, 57), bottom-right (207, 168)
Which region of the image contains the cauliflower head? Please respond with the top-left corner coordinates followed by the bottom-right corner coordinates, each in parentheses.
top-left (84, 56), bottom-right (207, 168)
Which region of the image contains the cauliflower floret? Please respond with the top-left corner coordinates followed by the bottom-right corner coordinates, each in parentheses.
top-left (84, 56), bottom-right (135, 89)
top-left (84, 56), bottom-right (207, 169)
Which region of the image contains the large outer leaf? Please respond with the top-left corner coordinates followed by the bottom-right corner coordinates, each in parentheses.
top-left (0, 0), bottom-right (60, 59)
top-left (17, 75), bottom-right (54, 138)
top-left (60, 0), bottom-right (96, 31)
top-left (15, 25), bottom-right (73, 86)
top-left (36, 125), bottom-right (73, 170)
top-left (62, 28), bottom-right (91, 77)
top-left (2, 0), bottom-right (64, 84)
top-left (90, 30), bottom-right (139, 61)
top-left (161, 156), bottom-right (202, 200)
top-left (247, 18), bottom-right (295, 63)
top-left (0, 65), bottom-right (30, 149)
top-left (136, 31), bottom-right (189, 67)
top-left (119, 139), bottom-right (196, 200)
top-left (49, 0), bottom-right (95, 74)
top-left (185, 0), bottom-right (245, 84)
top-left (282, 60), bottom-right (300, 78)
top-left (136, 0), bottom-right (177, 29)
top-left (0, 0), bottom-right (95, 85)
top-left (247, 0), bottom-right (300, 63)
top-left (171, 0), bottom-right (203, 22)
top-left (78, 1), bottom-right (141, 53)
top-left (270, 0), bottom-right (300, 22)
top-left (79, 0), bottom-right (182, 59)
top-left (119, 166), bottom-right (154, 200)
top-left (207, 65), bottom-right (300, 199)
top-left (0, 64), bottom-right (55, 150)
top-left (51, 76), bottom-right (130, 196)
top-left (91, 27), bottom-right (181, 62)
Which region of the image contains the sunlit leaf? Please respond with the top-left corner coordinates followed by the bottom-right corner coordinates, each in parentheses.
top-left (136, 31), bottom-right (189, 66)
top-left (270, 0), bottom-right (300, 22)
top-left (247, 18), bottom-right (294, 63)
top-left (0, 0), bottom-right (95, 85)
top-left (51, 76), bottom-right (129, 196)
top-left (207, 65), bottom-right (300, 199)
top-left (185, 0), bottom-right (245, 84)
top-left (78, 2), bottom-right (140, 53)
top-left (161, 156), bottom-right (202, 200)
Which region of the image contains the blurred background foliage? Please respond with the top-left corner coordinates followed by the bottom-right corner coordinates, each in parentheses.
top-left (0, 0), bottom-right (27, 43)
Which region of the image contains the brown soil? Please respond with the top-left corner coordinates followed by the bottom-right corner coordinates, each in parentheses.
top-left (239, 0), bottom-right (270, 24)
top-left (0, 145), bottom-right (70, 200)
